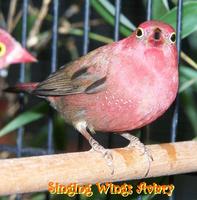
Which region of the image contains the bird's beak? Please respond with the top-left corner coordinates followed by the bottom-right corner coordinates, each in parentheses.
top-left (7, 44), bottom-right (37, 65)
top-left (14, 46), bottom-right (37, 63)
top-left (20, 48), bottom-right (37, 63)
top-left (153, 28), bottom-right (162, 40)
top-left (148, 28), bottom-right (164, 46)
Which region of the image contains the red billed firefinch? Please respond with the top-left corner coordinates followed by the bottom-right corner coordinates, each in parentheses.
top-left (0, 28), bottom-right (36, 69)
top-left (5, 20), bottom-right (178, 175)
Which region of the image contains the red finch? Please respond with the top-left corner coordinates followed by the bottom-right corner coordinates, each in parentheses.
top-left (5, 20), bottom-right (178, 175)
top-left (0, 28), bottom-right (36, 69)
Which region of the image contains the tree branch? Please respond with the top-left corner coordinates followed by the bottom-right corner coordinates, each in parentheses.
top-left (0, 141), bottom-right (196, 195)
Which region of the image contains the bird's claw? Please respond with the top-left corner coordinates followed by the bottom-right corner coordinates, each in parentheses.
top-left (120, 133), bottom-right (153, 177)
top-left (89, 137), bottom-right (114, 174)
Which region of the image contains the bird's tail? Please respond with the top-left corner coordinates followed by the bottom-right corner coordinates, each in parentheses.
top-left (4, 82), bottom-right (39, 94)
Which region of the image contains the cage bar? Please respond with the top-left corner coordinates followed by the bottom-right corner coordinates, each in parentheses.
top-left (83, 0), bottom-right (90, 55)
top-left (171, 0), bottom-right (183, 142)
top-left (16, 0), bottom-right (29, 160)
top-left (47, 0), bottom-right (59, 154)
top-left (77, 0), bottom-right (90, 151)
top-left (169, 1), bottom-right (183, 200)
top-left (146, 0), bottom-right (152, 21)
top-left (114, 0), bottom-right (121, 41)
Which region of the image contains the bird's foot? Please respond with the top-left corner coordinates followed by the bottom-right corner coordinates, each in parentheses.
top-left (120, 133), bottom-right (153, 177)
top-left (89, 137), bottom-right (114, 174)
top-left (75, 120), bottom-right (114, 174)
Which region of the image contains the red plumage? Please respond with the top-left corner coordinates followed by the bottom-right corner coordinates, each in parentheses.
top-left (0, 29), bottom-right (37, 69)
top-left (5, 20), bottom-right (178, 174)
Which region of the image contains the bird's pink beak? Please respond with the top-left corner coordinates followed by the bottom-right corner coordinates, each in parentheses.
top-left (7, 44), bottom-right (37, 66)
top-left (13, 46), bottom-right (37, 63)
top-left (148, 28), bottom-right (164, 46)
top-left (21, 48), bottom-right (37, 63)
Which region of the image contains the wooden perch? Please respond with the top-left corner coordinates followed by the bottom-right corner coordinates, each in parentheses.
top-left (0, 141), bottom-right (197, 196)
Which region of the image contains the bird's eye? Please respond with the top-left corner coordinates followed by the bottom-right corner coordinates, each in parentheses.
top-left (0, 42), bottom-right (6, 57)
top-left (169, 32), bottom-right (176, 44)
top-left (136, 28), bottom-right (144, 39)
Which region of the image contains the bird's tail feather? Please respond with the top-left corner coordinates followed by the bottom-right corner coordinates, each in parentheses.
top-left (4, 82), bottom-right (39, 94)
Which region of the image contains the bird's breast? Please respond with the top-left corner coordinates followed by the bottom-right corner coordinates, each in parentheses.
top-left (48, 45), bottom-right (178, 133)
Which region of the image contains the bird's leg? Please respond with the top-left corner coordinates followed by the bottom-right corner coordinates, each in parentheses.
top-left (75, 121), bottom-right (114, 174)
top-left (118, 133), bottom-right (153, 176)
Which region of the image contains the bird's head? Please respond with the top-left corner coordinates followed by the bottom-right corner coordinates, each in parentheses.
top-left (134, 20), bottom-right (176, 48)
top-left (0, 29), bottom-right (37, 69)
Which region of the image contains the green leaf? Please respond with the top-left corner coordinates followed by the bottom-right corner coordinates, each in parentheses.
top-left (179, 77), bottom-right (197, 93)
top-left (31, 194), bottom-right (46, 200)
top-left (69, 28), bottom-right (113, 44)
top-left (0, 103), bottom-right (48, 137)
top-left (160, 1), bottom-right (197, 39)
top-left (180, 65), bottom-right (197, 92)
top-left (91, 0), bottom-right (197, 40)
top-left (152, 0), bottom-right (169, 19)
top-left (91, 0), bottom-right (135, 37)
top-left (14, 14), bottom-right (37, 40)
top-left (180, 65), bottom-right (197, 79)
top-left (162, 0), bottom-right (170, 10)
top-left (181, 89), bottom-right (197, 135)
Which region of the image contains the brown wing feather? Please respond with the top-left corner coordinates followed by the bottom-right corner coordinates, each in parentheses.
top-left (33, 47), bottom-right (110, 96)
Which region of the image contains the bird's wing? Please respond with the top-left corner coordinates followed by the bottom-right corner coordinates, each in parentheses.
top-left (33, 48), bottom-right (110, 96)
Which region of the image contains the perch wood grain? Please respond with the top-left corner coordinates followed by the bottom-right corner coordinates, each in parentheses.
top-left (0, 141), bottom-right (197, 195)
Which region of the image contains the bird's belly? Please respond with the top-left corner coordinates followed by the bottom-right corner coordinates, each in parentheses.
top-left (49, 82), bottom-right (177, 132)
top-left (84, 90), bottom-right (175, 132)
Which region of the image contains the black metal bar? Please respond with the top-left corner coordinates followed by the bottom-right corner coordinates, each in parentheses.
top-left (47, 116), bottom-right (54, 154)
top-left (145, 2), bottom-right (152, 145)
top-left (138, 2), bottom-right (153, 198)
top-left (77, 0), bottom-right (90, 151)
top-left (16, 2), bottom-right (29, 200)
top-left (146, 0), bottom-right (152, 21)
top-left (169, 1), bottom-right (183, 200)
top-left (141, 0), bottom-right (152, 144)
top-left (83, 0), bottom-right (90, 55)
top-left (16, 2), bottom-right (27, 199)
top-left (107, 0), bottom-right (121, 150)
top-left (0, 145), bottom-right (47, 156)
top-left (114, 0), bottom-right (121, 41)
top-left (47, 0), bottom-right (59, 154)
top-left (105, 3), bottom-right (121, 199)
top-left (51, 0), bottom-right (59, 73)
top-left (16, 0), bottom-right (29, 158)
top-left (170, 0), bottom-right (183, 146)
top-left (170, 102), bottom-right (179, 143)
top-left (137, 196), bottom-right (142, 200)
